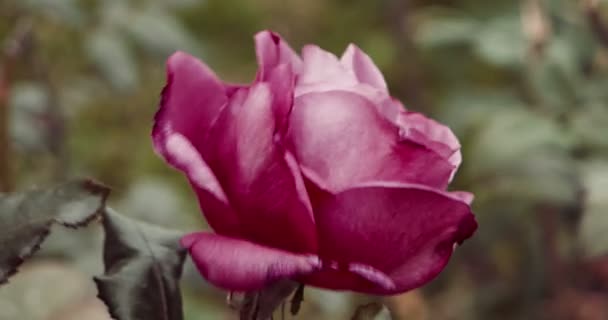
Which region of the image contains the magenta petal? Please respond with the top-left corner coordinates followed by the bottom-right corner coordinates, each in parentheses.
top-left (288, 91), bottom-right (454, 191)
top-left (266, 63), bottom-right (296, 135)
top-left (347, 263), bottom-right (396, 291)
top-left (206, 84), bottom-right (317, 253)
top-left (396, 111), bottom-right (462, 180)
top-left (450, 191), bottom-right (475, 205)
top-left (161, 134), bottom-right (241, 236)
top-left (182, 233), bottom-right (321, 291)
top-left (313, 182), bottom-right (477, 294)
top-left (254, 30), bottom-right (303, 79)
top-left (152, 52), bottom-right (241, 236)
top-left (340, 44), bottom-right (388, 90)
top-left (153, 52), bottom-right (227, 154)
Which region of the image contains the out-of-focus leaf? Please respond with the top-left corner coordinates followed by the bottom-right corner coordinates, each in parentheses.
top-left (467, 109), bottom-right (579, 206)
top-left (437, 90), bottom-right (522, 136)
top-left (351, 302), bottom-right (392, 320)
top-left (118, 178), bottom-right (196, 229)
top-left (0, 179), bottom-right (109, 284)
top-left (570, 102), bottom-right (608, 153)
top-left (49, 296), bottom-right (112, 320)
top-left (94, 208), bottom-right (187, 320)
top-left (474, 15), bottom-right (525, 67)
top-left (8, 82), bottom-right (50, 152)
top-left (125, 8), bottom-right (202, 57)
top-left (85, 29), bottom-right (139, 92)
top-left (148, 0), bottom-right (201, 10)
top-left (469, 109), bottom-right (571, 173)
top-left (413, 9), bottom-right (478, 48)
top-left (526, 29), bottom-right (594, 112)
top-left (385, 290), bottom-right (428, 320)
top-left (21, 0), bottom-right (84, 26)
top-left (579, 161), bottom-right (608, 258)
top-left (0, 262), bottom-right (105, 320)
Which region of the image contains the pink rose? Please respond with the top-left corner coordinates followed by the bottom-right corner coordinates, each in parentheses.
top-left (152, 30), bottom-right (476, 295)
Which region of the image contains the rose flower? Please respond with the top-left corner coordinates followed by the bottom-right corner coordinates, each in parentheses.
top-left (152, 30), bottom-right (477, 295)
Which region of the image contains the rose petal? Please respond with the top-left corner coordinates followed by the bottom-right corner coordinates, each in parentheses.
top-left (297, 45), bottom-right (358, 88)
top-left (152, 51), bottom-right (227, 154)
top-left (163, 134), bottom-right (241, 236)
top-left (206, 83), bottom-right (317, 253)
top-left (152, 52), bottom-right (240, 236)
top-left (288, 91), bottom-right (454, 191)
top-left (450, 191), bottom-right (475, 205)
top-left (255, 30), bottom-right (303, 79)
top-left (313, 182), bottom-right (477, 294)
top-left (182, 233), bottom-right (321, 291)
top-left (301, 262), bottom-right (396, 293)
top-left (340, 44), bottom-right (388, 90)
top-left (266, 63), bottom-right (295, 135)
top-left (396, 111), bottom-right (462, 181)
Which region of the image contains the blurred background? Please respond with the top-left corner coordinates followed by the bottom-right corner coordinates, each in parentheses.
top-left (1, 0), bottom-right (608, 319)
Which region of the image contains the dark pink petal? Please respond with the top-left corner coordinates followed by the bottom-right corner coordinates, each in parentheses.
top-left (152, 52), bottom-right (240, 236)
top-left (288, 91), bottom-right (454, 191)
top-left (161, 134), bottom-right (241, 236)
top-left (300, 262), bottom-right (395, 293)
top-left (182, 233), bottom-right (321, 291)
top-left (340, 44), bottom-right (388, 90)
top-left (312, 182), bottom-right (477, 294)
top-left (396, 111), bottom-right (462, 180)
top-left (266, 63), bottom-right (295, 135)
top-left (206, 84), bottom-right (317, 253)
top-left (152, 51), bottom-right (227, 153)
top-left (254, 30), bottom-right (303, 79)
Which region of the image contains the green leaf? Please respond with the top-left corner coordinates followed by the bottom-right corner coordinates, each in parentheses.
top-left (466, 109), bottom-right (579, 206)
top-left (125, 8), bottom-right (202, 57)
top-left (468, 109), bottom-right (572, 174)
top-left (413, 9), bottom-right (478, 48)
top-left (570, 102), bottom-right (608, 153)
top-left (579, 160), bottom-right (608, 258)
top-left (22, 0), bottom-right (85, 26)
top-left (8, 82), bottom-right (51, 151)
top-left (94, 208), bottom-right (187, 320)
top-left (0, 179), bottom-right (109, 284)
top-left (474, 14), bottom-right (526, 67)
top-left (351, 302), bottom-right (392, 320)
top-left (85, 29), bottom-right (139, 92)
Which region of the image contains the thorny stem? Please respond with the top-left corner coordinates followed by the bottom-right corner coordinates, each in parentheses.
top-left (290, 283), bottom-right (305, 316)
top-left (582, 0), bottom-right (608, 48)
top-left (23, 23), bottom-right (68, 179)
top-left (0, 15), bottom-right (68, 191)
top-left (384, 0), bottom-right (429, 112)
top-left (0, 18), bottom-right (33, 192)
top-left (521, 0), bottom-right (551, 59)
top-left (238, 280), bottom-right (300, 320)
top-left (538, 205), bottom-right (567, 296)
top-left (0, 63), bottom-right (10, 192)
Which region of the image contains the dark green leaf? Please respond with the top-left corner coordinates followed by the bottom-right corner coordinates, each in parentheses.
top-left (0, 179), bottom-right (109, 284)
top-left (94, 208), bottom-right (187, 320)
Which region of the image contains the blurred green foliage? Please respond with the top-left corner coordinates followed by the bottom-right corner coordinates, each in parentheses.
top-left (2, 0), bottom-right (608, 319)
